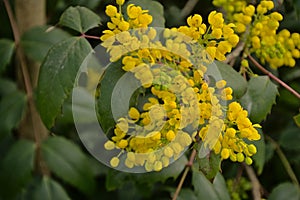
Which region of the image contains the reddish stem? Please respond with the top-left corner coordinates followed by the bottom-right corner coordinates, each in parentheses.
top-left (81, 33), bottom-right (101, 40)
top-left (248, 55), bottom-right (300, 99)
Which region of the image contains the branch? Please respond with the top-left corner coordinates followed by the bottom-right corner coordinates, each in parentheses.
top-left (4, 0), bottom-right (49, 176)
top-left (172, 149), bottom-right (197, 200)
top-left (180, 0), bottom-right (199, 19)
top-left (243, 164), bottom-right (262, 200)
top-left (266, 136), bottom-right (299, 187)
top-left (81, 33), bottom-right (101, 40)
top-left (248, 55), bottom-right (300, 99)
top-left (225, 42), bottom-right (245, 65)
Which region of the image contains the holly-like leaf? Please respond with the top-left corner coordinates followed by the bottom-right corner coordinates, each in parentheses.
top-left (177, 189), bottom-right (198, 200)
top-left (213, 172), bottom-right (231, 200)
top-left (28, 176), bottom-right (71, 200)
top-left (279, 125), bottom-right (300, 151)
top-left (0, 39), bottom-right (14, 73)
top-left (268, 182), bottom-right (300, 200)
top-left (192, 170), bottom-right (220, 200)
top-left (0, 79), bottom-right (26, 139)
top-left (125, 0), bottom-right (165, 27)
top-left (96, 60), bottom-right (141, 133)
top-left (294, 113), bottom-right (300, 128)
top-left (239, 76), bottom-right (278, 123)
top-left (41, 136), bottom-right (96, 194)
top-left (0, 140), bottom-right (35, 199)
top-left (36, 37), bottom-right (92, 129)
top-left (251, 129), bottom-right (265, 175)
top-left (207, 61), bottom-right (247, 98)
top-left (59, 6), bottom-right (101, 33)
top-left (21, 25), bottom-right (70, 62)
top-left (198, 150), bottom-right (221, 180)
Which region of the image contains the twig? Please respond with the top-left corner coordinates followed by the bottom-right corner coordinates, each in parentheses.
top-left (266, 136), bottom-right (299, 187)
top-left (172, 149), bottom-right (197, 200)
top-left (248, 55), bottom-right (300, 99)
top-left (180, 0), bottom-right (199, 19)
top-left (243, 164), bottom-right (262, 200)
top-left (81, 33), bottom-right (101, 40)
top-left (225, 42), bottom-right (245, 64)
top-left (4, 0), bottom-right (49, 176)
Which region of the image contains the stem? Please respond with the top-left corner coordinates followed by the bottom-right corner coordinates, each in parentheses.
top-left (243, 163), bottom-right (262, 200)
top-left (172, 149), bottom-right (197, 200)
top-left (4, 0), bottom-right (49, 175)
top-left (248, 55), bottom-right (300, 99)
top-left (180, 0), bottom-right (199, 19)
top-left (266, 136), bottom-right (299, 187)
top-left (81, 33), bottom-right (101, 40)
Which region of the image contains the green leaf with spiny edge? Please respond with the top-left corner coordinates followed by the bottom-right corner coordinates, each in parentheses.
top-left (125, 0), bottom-right (165, 27)
top-left (36, 37), bottom-right (92, 129)
top-left (213, 172), bottom-right (231, 200)
top-left (251, 129), bottom-right (265, 175)
top-left (0, 80), bottom-right (26, 139)
top-left (21, 25), bottom-right (71, 62)
top-left (0, 39), bottom-right (14, 73)
top-left (268, 182), bottom-right (300, 200)
top-left (177, 189), bottom-right (198, 200)
top-left (239, 76), bottom-right (278, 123)
top-left (192, 170), bottom-right (221, 200)
top-left (59, 6), bottom-right (101, 33)
top-left (197, 150), bottom-right (221, 180)
top-left (0, 139), bottom-right (36, 199)
top-left (25, 176), bottom-right (71, 200)
top-left (279, 124), bottom-right (300, 151)
top-left (207, 61), bottom-right (248, 99)
top-left (294, 113), bottom-right (300, 128)
top-left (41, 136), bottom-right (96, 195)
top-left (96, 59), bottom-right (143, 134)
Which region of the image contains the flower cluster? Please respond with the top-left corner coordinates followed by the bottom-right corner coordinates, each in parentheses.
top-left (99, 0), bottom-right (260, 171)
top-left (212, 0), bottom-right (247, 20)
top-left (175, 12), bottom-right (239, 61)
top-left (100, 2), bottom-right (152, 41)
top-left (214, 0), bottom-right (300, 69)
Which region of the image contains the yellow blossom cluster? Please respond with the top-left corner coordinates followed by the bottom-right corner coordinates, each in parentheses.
top-left (100, 3), bottom-right (152, 41)
top-left (175, 11), bottom-right (239, 61)
top-left (214, 0), bottom-right (300, 69)
top-left (212, 0), bottom-right (247, 20)
top-left (100, 0), bottom-right (260, 171)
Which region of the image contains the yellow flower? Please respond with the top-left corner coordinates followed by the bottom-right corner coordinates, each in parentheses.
top-left (127, 4), bottom-right (142, 19)
top-left (110, 157), bottom-right (120, 167)
top-left (116, 0), bottom-right (125, 5)
top-left (187, 14), bottom-right (203, 27)
top-left (128, 107), bottom-right (140, 121)
top-left (105, 5), bottom-right (118, 17)
top-left (208, 11), bottom-right (224, 28)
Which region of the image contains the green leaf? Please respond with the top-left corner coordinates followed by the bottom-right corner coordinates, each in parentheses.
top-left (192, 170), bottom-right (220, 200)
top-left (213, 172), bottom-right (231, 200)
top-left (96, 60), bottom-right (128, 133)
top-left (41, 136), bottom-right (96, 194)
top-left (21, 25), bottom-right (70, 62)
top-left (125, 0), bottom-right (165, 27)
top-left (0, 39), bottom-right (14, 73)
top-left (29, 176), bottom-right (71, 200)
top-left (252, 129), bottom-right (265, 175)
top-left (59, 6), bottom-right (101, 33)
top-left (207, 61), bottom-right (247, 98)
top-left (0, 139), bottom-right (35, 199)
top-left (239, 76), bottom-right (278, 123)
top-left (0, 84), bottom-right (26, 139)
top-left (294, 113), bottom-right (300, 128)
top-left (198, 150), bottom-right (221, 180)
top-left (177, 189), bottom-right (198, 200)
top-left (268, 182), bottom-right (300, 200)
top-left (36, 37), bottom-right (92, 129)
top-left (279, 125), bottom-right (300, 151)
top-left (58, 87), bottom-right (97, 124)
